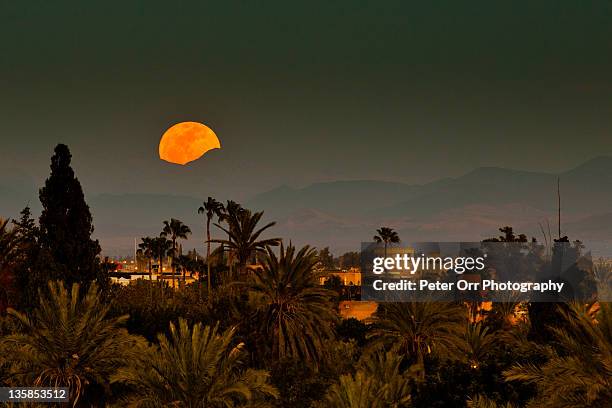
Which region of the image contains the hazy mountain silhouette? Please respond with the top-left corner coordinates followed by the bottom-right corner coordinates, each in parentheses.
top-left (247, 180), bottom-right (418, 218)
top-left (248, 156), bottom-right (612, 219)
top-left (247, 157), bottom-right (612, 254)
top-left (1, 157), bottom-right (611, 255)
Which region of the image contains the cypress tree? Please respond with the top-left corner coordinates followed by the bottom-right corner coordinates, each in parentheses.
top-left (38, 144), bottom-right (102, 286)
top-left (11, 206), bottom-right (45, 309)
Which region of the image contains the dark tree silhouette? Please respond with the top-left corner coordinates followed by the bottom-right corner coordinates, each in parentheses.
top-left (0, 217), bottom-right (19, 311)
top-left (339, 251), bottom-right (360, 268)
top-left (212, 209), bottom-right (280, 277)
top-left (373, 227), bottom-right (400, 258)
top-left (161, 218), bottom-right (191, 287)
top-left (151, 236), bottom-right (172, 287)
top-left (218, 200), bottom-right (244, 277)
top-left (198, 197), bottom-right (224, 297)
top-left (138, 237), bottom-right (155, 281)
top-left (38, 144), bottom-right (102, 287)
top-left (9, 207), bottom-right (49, 309)
top-left (483, 226), bottom-right (530, 243)
top-left (318, 247), bottom-right (335, 268)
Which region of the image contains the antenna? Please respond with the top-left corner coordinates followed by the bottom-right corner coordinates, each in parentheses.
top-left (557, 177), bottom-right (561, 239)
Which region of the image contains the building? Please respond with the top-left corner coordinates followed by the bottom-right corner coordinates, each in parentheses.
top-left (339, 300), bottom-right (377, 322)
top-left (319, 267), bottom-right (361, 286)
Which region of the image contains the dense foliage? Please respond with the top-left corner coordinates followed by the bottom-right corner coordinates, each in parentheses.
top-left (1, 145), bottom-right (610, 407)
top-left (0, 282), bottom-right (145, 405)
top-left (248, 244), bottom-right (337, 364)
top-left (114, 319), bottom-right (278, 407)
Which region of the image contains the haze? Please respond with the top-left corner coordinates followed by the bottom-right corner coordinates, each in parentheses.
top-left (1, 1), bottom-right (611, 202)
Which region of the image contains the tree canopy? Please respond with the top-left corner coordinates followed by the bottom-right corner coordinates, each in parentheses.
top-left (38, 144), bottom-right (102, 286)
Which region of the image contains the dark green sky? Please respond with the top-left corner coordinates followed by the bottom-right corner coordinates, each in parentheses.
top-left (2, 1), bottom-right (611, 200)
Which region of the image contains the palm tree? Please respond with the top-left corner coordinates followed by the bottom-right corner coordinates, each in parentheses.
top-left (138, 237), bottom-right (155, 282)
top-left (0, 281), bottom-right (145, 406)
top-left (248, 244), bottom-right (337, 363)
top-left (323, 371), bottom-right (386, 408)
top-left (323, 350), bottom-right (414, 407)
top-left (488, 292), bottom-right (523, 330)
top-left (373, 227), bottom-right (400, 258)
top-left (463, 322), bottom-right (494, 369)
top-left (198, 197), bottom-right (224, 298)
top-left (175, 253), bottom-right (199, 281)
top-left (369, 301), bottom-right (466, 374)
top-left (212, 209), bottom-right (280, 278)
top-left (161, 218), bottom-right (192, 287)
top-left (151, 236), bottom-right (171, 287)
top-left (113, 318), bottom-right (278, 407)
top-left (221, 200), bottom-right (242, 223)
top-left (218, 200), bottom-right (244, 277)
top-left (504, 302), bottom-right (612, 407)
top-left (468, 395), bottom-right (518, 408)
top-left (594, 260), bottom-right (612, 300)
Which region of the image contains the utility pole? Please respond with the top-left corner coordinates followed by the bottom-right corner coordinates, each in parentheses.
top-left (557, 177), bottom-right (561, 239)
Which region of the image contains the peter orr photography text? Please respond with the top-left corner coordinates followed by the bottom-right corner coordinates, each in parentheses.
top-left (371, 279), bottom-right (565, 294)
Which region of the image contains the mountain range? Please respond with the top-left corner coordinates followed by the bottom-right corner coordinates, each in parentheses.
top-left (1, 157), bottom-right (611, 256)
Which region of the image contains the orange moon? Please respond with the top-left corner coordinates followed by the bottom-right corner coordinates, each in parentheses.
top-left (159, 122), bottom-right (221, 165)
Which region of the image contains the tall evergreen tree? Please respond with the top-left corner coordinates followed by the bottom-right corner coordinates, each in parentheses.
top-left (9, 207), bottom-right (48, 309)
top-left (0, 217), bottom-right (19, 311)
top-left (38, 144), bottom-right (102, 286)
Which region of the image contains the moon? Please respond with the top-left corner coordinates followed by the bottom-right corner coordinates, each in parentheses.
top-left (159, 122), bottom-right (221, 165)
